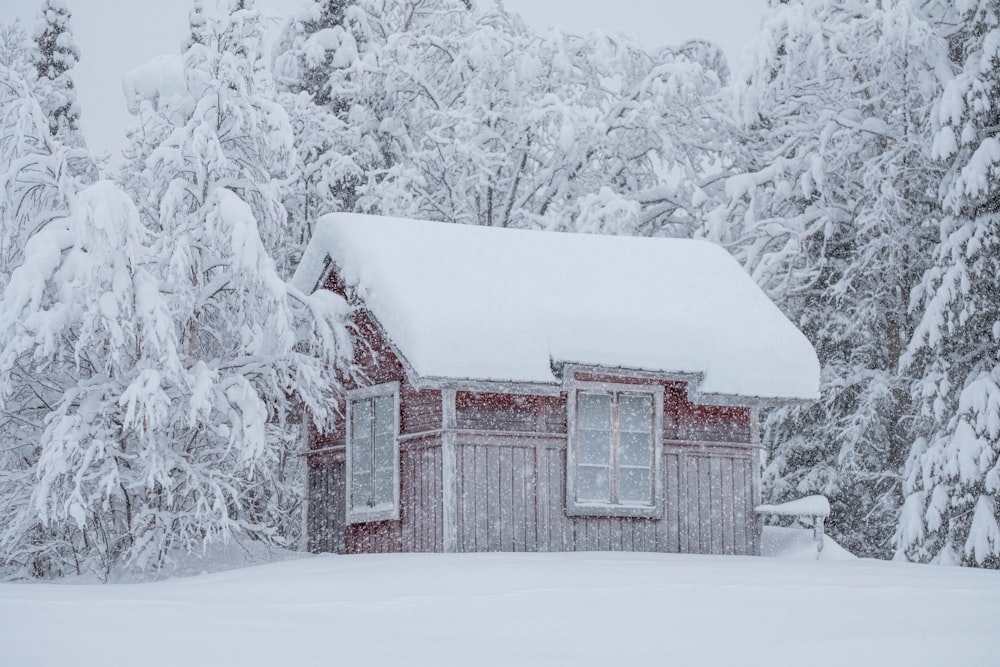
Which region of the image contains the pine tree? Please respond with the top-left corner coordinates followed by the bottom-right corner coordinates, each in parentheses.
top-left (276, 0), bottom-right (354, 107)
top-left (727, 0), bottom-right (948, 558)
top-left (272, 0), bottom-right (379, 263)
top-left (30, 0), bottom-right (82, 146)
top-left (897, 0), bottom-right (1000, 567)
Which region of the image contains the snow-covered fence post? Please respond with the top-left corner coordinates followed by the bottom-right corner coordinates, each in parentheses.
top-left (755, 495), bottom-right (831, 559)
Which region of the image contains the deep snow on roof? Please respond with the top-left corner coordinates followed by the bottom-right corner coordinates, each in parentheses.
top-left (293, 214), bottom-right (819, 402)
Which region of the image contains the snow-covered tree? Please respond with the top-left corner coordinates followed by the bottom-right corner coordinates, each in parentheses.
top-left (0, 0), bottom-right (353, 579)
top-left (272, 0), bottom-right (382, 261)
top-left (0, 32), bottom-right (102, 577)
top-left (275, 0), bottom-right (356, 106)
top-left (726, 0), bottom-right (948, 558)
top-left (0, 181), bottom-right (180, 577)
top-left (897, 0), bottom-right (1000, 567)
top-left (30, 0), bottom-right (83, 146)
top-left (121, 0), bottom-right (351, 571)
top-left (0, 20), bottom-right (31, 75)
top-left (322, 0), bottom-right (731, 236)
top-left (0, 56), bottom-right (75, 281)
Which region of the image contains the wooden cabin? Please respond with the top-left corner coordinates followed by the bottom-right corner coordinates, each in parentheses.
top-left (292, 214), bottom-right (819, 556)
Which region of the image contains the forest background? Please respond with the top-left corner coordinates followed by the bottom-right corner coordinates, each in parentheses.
top-left (1, 0), bottom-right (999, 579)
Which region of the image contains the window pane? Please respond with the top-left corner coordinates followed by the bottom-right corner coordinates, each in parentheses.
top-left (578, 429), bottom-right (611, 466)
top-left (619, 394), bottom-right (653, 433)
top-left (350, 397), bottom-right (373, 510)
top-left (620, 431), bottom-right (651, 467)
top-left (351, 436), bottom-right (373, 509)
top-left (374, 432), bottom-right (394, 470)
top-left (373, 438), bottom-right (394, 508)
top-left (577, 465), bottom-right (610, 503)
top-left (578, 393), bottom-right (611, 430)
top-left (374, 395), bottom-right (394, 436)
top-left (351, 397), bottom-right (372, 435)
top-left (374, 430), bottom-right (394, 505)
top-left (619, 467), bottom-right (652, 504)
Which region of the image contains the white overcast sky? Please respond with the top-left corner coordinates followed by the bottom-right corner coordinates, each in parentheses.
top-left (1, 0), bottom-right (766, 161)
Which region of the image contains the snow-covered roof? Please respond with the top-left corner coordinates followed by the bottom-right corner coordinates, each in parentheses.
top-left (292, 214), bottom-right (820, 403)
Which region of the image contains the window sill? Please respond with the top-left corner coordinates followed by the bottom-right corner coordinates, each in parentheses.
top-left (566, 502), bottom-right (662, 519)
top-left (346, 506), bottom-right (400, 525)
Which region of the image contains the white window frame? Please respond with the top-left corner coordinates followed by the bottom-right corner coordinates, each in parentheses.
top-left (566, 381), bottom-right (664, 518)
top-left (345, 381), bottom-right (401, 524)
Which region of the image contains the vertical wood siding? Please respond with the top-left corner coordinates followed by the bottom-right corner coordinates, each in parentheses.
top-left (307, 463), bottom-right (345, 554)
top-left (451, 438), bottom-right (756, 555)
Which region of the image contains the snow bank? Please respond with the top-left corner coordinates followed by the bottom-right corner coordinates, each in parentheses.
top-left (762, 526), bottom-right (855, 561)
top-left (756, 494), bottom-right (831, 518)
top-left (293, 214), bottom-right (820, 402)
top-left (3, 552), bottom-right (998, 667)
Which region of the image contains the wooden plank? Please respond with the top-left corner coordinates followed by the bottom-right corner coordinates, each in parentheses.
top-left (645, 517), bottom-right (658, 552)
top-left (407, 449), bottom-right (418, 551)
top-left (574, 518), bottom-right (587, 551)
top-left (688, 456), bottom-right (700, 554)
top-left (751, 450), bottom-right (762, 555)
top-left (391, 451), bottom-right (401, 551)
top-left (403, 450), bottom-right (415, 552)
top-left (535, 445), bottom-right (549, 551)
top-left (459, 444), bottom-right (474, 552)
top-left (544, 448), bottom-right (558, 550)
top-left (414, 449), bottom-right (425, 551)
top-left (664, 453), bottom-right (680, 552)
top-left (487, 445), bottom-right (501, 550)
top-left (594, 516), bottom-right (611, 551)
top-left (586, 519), bottom-right (599, 551)
top-left (409, 449), bottom-right (420, 551)
top-left (624, 517), bottom-right (637, 551)
top-left (745, 457), bottom-right (755, 555)
top-left (721, 457), bottom-right (735, 555)
top-left (475, 445), bottom-right (488, 551)
top-left (678, 453), bottom-right (689, 553)
top-left (306, 468), bottom-right (321, 553)
top-left (499, 445), bottom-right (513, 550)
top-left (610, 517), bottom-right (622, 551)
top-left (733, 458), bottom-right (748, 555)
top-left (524, 445), bottom-right (537, 552)
top-left (553, 448), bottom-right (572, 551)
top-left (511, 447), bottom-right (524, 551)
top-left (331, 464), bottom-right (347, 554)
top-left (441, 389), bottom-right (457, 552)
top-left (698, 457), bottom-right (712, 554)
top-left (710, 457), bottom-right (724, 555)
top-left (685, 456), bottom-right (700, 553)
top-left (436, 445), bottom-right (445, 551)
top-left (424, 448), bottom-right (435, 551)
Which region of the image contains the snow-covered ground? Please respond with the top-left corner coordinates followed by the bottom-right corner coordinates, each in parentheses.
top-left (2, 535), bottom-right (999, 667)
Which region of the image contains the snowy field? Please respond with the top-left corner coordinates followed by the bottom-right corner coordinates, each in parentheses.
top-left (3, 537), bottom-right (1000, 667)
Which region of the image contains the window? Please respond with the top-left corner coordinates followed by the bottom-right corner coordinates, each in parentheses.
top-left (346, 382), bottom-right (400, 524)
top-left (567, 383), bottom-right (663, 517)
